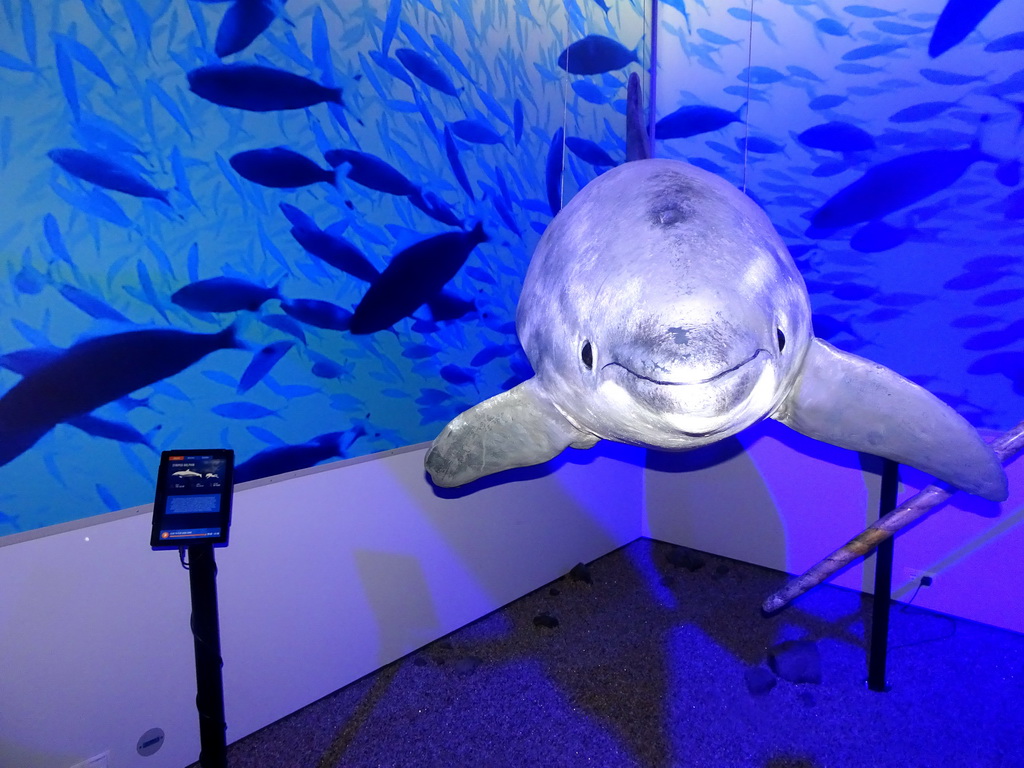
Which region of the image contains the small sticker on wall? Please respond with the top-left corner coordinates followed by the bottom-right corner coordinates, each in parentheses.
top-left (137, 727), bottom-right (165, 757)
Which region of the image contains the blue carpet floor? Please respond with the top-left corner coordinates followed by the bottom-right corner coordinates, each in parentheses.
top-left (204, 538), bottom-right (1024, 768)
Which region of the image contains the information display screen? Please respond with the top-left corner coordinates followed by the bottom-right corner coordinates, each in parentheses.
top-left (151, 449), bottom-right (234, 548)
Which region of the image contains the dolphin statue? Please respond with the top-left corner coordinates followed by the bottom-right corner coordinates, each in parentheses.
top-left (424, 78), bottom-right (1007, 502)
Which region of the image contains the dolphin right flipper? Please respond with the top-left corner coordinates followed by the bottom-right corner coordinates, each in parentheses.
top-left (425, 377), bottom-right (599, 488)
top-left (773, 338), bottom-right (1008, 501)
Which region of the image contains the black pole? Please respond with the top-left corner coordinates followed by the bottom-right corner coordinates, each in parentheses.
top-left (187, 543), bottom-right (227, 767)
top-left (867, 459), bottom-right (899, 692)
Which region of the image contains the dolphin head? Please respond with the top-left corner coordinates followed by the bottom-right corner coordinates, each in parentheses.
top-left (516, 159), bottom-right (813, 449)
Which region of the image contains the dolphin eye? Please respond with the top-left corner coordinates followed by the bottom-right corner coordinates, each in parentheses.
top-left (776, 328), bottom-right (786, 352)
top-left (581, 341), bottom-right (594, 369)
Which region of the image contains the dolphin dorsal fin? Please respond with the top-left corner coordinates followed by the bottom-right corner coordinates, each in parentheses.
top-left (626, 72), bottom-right (651, 162)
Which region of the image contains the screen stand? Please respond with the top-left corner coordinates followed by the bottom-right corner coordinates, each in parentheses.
top-left (188, 543), bottom-right (227, 767)
top-left (867, 459), bottom-right (899, 692)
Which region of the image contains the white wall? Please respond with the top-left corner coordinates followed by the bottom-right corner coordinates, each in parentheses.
top-left (4, 420), bottom-right (1021, 768)
top-left (644, 419), bottom-right (1024, 634)
top-left (0, 442), bottom-right (643, 768)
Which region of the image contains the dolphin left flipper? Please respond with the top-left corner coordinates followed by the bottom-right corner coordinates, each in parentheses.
top-left (773, 338), bottom-right (1008, 501)
top-left (425, 376), bottom-right (600, 488)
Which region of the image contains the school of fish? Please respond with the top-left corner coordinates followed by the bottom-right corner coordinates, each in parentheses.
top-left (0, 0), bottom-right (1020, 535)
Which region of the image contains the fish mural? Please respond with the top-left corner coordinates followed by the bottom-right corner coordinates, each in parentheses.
top-left (0, 0), bottom-right (646, 536)
top-left (1, 0), bottom-right (1022, 537)
top-left (654, 0), bottom-right (1023, 447)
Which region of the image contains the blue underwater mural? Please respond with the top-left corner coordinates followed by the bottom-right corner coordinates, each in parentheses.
top-left (0, 0), bottom-right (648, 536)
top-left (1, 0), bottom-right (1021, 538)
top-left (654, 0), bottom-right (1023, 439)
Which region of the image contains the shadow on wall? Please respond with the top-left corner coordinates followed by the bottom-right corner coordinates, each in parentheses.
top-left (0, 742), bottom-right (75, 768)
top-left (744, 416), bottom-right (884, 486)
top-left (353, 549), bottom-right (444, 667)
top-left (412, 440), bottom-right (647, 606)
top-left (646, 418), bottom-right (893, 601)
top-left (644, 434), bottom-right (789, 571)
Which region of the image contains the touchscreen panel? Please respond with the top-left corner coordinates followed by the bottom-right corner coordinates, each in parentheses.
top-left (151, 450), bottom-right (234, 548)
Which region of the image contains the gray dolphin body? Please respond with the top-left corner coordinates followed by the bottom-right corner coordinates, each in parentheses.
top-left (425, 138), bottom-right (1006, 501)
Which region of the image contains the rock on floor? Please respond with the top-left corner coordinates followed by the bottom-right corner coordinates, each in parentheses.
top-left (768, 640), bottom-right (822, 684)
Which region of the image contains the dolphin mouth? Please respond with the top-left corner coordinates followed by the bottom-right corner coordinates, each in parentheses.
top-left (674, 424), bottom-right (731, 439)
top-left (602, 348), bottom-right (770, 386)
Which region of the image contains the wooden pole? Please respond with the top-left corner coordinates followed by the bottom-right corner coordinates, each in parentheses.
top-left (763, 419), bottom-right (1024, 614)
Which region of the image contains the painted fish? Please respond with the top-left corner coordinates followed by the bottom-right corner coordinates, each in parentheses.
top-left (48, 148), bottom-right (169, 204)
top-left (440, 364), bottom-right (476, 386)
top-left (212, 401), bottom-right (280, 419)
top-left (787, 65), bottom-right (824, 83)
top-left (289, 223), bottom-right (380, 284)
top-left (187, 63), bottom-right (343, 111)
top-left (920, 68), bottom-right (988, 85)
top-left (929, 0), bottom-right (1003, 58)
top-left (394, 47), bottom-right (459, 95)
top-left (566, 136), bottom-right (615, 166)
top-left (0, 347), bottom-right (63, 376)
top-left (571, 80), bottom-right (608, 104)
top-left (850, 220), bottom-right (908, 253)
top-left (475, 88), bottom-right (511, 127)
top-left (889, 101), bottom-right (959, 123)
top-left (57, 283), bottom-right (131, 322)
top-left (431, 34), bottom-right (475, 83)
top-left (229, 148), bottom-right (334, 188)
top-left (808, 94), bottom-right (849, 110)
top-left (234, 425), bottom-right (365, 483)
top-left (69, 414), bottom-right (151, 446)
top-left (842, 43), bottom-right (905, 61)
top-left (368, 50), bottom-right (414, 87)
top-left (0, 326), bottom-right (239, 467)
top-left (736, 136), bottom-right (785, 155)
top-left (215, 0), bottom-right (282, 58)
top-left (281, 298), bottom-right (353, 331)
top-left (797, 121), bottom-right (875, 152)
top-left (815, 18), bottom-right (851, 37)
top-left (409, 190), bottom-right (463, 228)
top-left (985, 31), bottom-right (1024, 53)
top-left (655, 103), bottom-right (744, 140)
top-left (875, 20), bottom-right (929, 35)
top-left (809, 146), bottom-right (993, 230)
top-left (740, 66), bottom-right (787, 84)
top-left (449, 118), bottom-right (503, 145)
top-left (324, 149), bottom-right (418, 196)
top-left (444, 125), bottom-right (475, 199)
top-left (238, 340), bottom-right (294, 393)
top-left (424, 291), bottom-right (477, 323)
top-left (350, 223), bottom-right (488, 334)
top-left (844, 5), bottom-right (900, 17)
top-left (278, 202), bottom-right (318, 230)
top-left (697, 29), bottom-right (742, 46)
top-left (171, 277), bottom-right (281, 312)
top-left (381, 0), bottom-right (401, 55)
top-left (557, 35), bottom-right (639, 75)
top-left (51, 31), bottom-right (116, 89)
